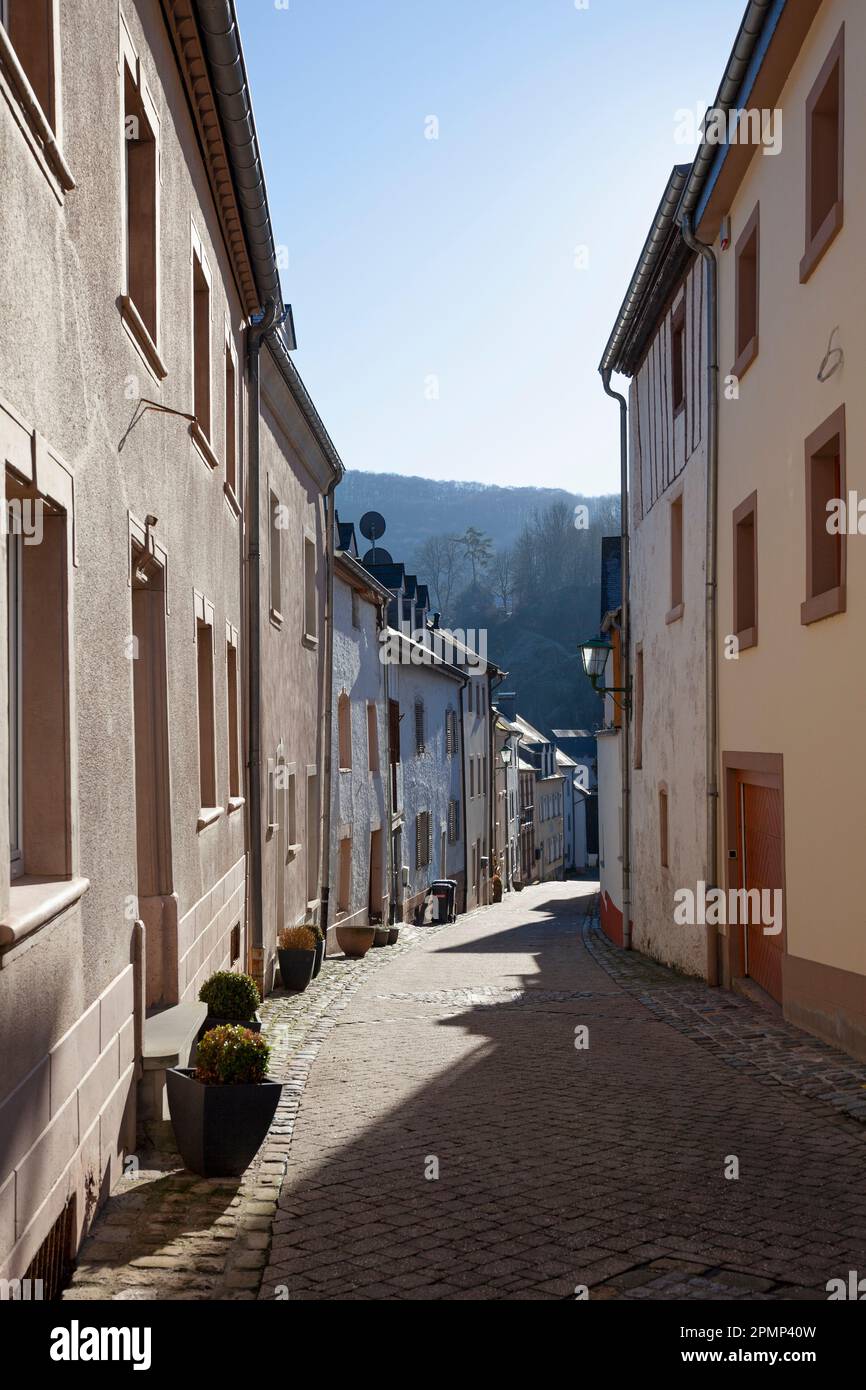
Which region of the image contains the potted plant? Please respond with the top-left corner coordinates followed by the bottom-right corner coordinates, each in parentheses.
top-left (198, 970), bottom-right (262, 1034)
top-left (387, 925), bottom-right (400, 945)
top-left (335, 923), bottom-right (375, 958)
top-left (306, 922), bottom-right (325, 978)
top-left (491, 873), bottom-right (503, 903)
top-left (166, 1025), bottom-right (281, 1177)
top-left (277, 925), bottom-right (317, 992)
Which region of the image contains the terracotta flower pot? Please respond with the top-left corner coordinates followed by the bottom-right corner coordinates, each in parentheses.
top-left (335, 926), bottom-right (375, 959)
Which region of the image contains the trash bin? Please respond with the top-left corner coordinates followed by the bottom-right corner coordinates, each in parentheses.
top-left (431, 879), bottom-right (457, 923)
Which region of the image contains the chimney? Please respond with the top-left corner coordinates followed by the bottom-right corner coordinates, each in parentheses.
top-left (497, 691), bottom-right (517, 721)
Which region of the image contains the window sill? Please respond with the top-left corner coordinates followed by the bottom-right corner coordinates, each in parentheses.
top-left (339, 767), bottom-right (352, 775)
top-left (735, 625), bottom-right (758, 652)
top-left (801, 585), bottom-right (846, 626)
top-left (665, 603), bottom-right (684, 625)
top-left (0, 875), bottom-right (90, 951)
top-left (0, 28), bottom-right (75, 199)
top-left (224, 481), bottom-right (241, 517)
top-left (197, 806), bottom-right (224, 831)
top-left (119, 295), bottom-right (167, 381)
top-left (301, 633), bottom-right (319, 650)
top-left (227, 796), bottom-right (245, 814)
top-left (190, 420), bottom-right (219, 471)
top-left (731, 335), bottom-right (759, 383)
top-left (269, 608), bottom-right (283, 630)
top-left (673, 400), bottom-right (686, 420)
top-left (800, 201), bottom-right (843, 284)
top-left (286, 843), bottom-right (301, 860)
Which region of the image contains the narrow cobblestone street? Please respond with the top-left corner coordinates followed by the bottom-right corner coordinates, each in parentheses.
top-left (262, 882), bottom-right (866, 1301)
top-left (66, 881), bottom-right (866, 1302)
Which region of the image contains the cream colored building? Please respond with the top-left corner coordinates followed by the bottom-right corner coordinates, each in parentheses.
top-left (680, 0), bottom-right (865, 1054)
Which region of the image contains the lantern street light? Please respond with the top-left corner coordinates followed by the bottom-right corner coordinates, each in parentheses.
top-left (578, 636), bottom-right (630, 708)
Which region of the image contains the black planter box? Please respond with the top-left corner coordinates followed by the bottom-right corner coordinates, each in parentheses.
top-left (278, 947), bottom-right (315, 992)
top-left (166, 1067), bottom-right (282, 1177)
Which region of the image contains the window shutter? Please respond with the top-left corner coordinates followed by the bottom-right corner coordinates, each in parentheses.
top-left (416, 813), bottom-right (422, 868)
top-left (415, 699), bottom-right (424, 754)
top-left (427, 812), bottom-right (433, 867)
top-left (389, 699), bottom-right (400, 763)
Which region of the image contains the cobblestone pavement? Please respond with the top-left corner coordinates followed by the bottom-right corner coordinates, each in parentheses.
top-left (65, 883), bottom-right (866, 1302)
top-left (63, 915), bottom-right (457, 1301)
top-left (262, 882), bottom-right (866, 1301)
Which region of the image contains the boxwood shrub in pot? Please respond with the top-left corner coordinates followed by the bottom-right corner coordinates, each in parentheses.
top-left (198, 970), bottom-right (262, 1034)
top-left (166, 1025), bottom-right (281, 1177)
top-left (277, 925), bottom-right (316, 992)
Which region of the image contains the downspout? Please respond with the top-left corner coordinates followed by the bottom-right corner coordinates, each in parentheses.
top-left (679, 213), bottom-right (720, 987)
top-left (601, 369), bottom-right (632, 950)
top-left (319, 474), bottom-right (340, 942)
top-left (245, 297), bottom-right (283, 991)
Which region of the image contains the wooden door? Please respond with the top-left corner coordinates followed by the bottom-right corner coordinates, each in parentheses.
top-left (737, 775), bottom-right (784, 1003)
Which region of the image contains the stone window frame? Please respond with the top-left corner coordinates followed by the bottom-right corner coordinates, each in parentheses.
top-left (225, 620), bottom-right (243, 812)
top-left (223, 315), bottom-right (241, 514)
top-left (189, 219), bottom-right (218, 469)
top-left (666, 484), bottom-right (685, 625)
top-left (117, 12), bottom-right (164, 380)
top-left (302, 529), bottom-right (318, 648)
top-left (801, 403), bottom-right (846, 626)
top-left (733, 490), bottom-right (759, 651)
top-left (732, 203), bottom-right (760, 382)
top-left (0, 395), bottom-right (89, 955)
top-left (799, 24), bottom-right (845, 286)
top-left (193, 589), bottom-right (222, 831)
top-left (0, 0), bottom-right (74, 202)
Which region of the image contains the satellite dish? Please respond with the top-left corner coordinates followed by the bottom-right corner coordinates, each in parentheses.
top-left (359, 511), bottom-right (386, 543)
top-left (363, 546), bottom-right (393, 566)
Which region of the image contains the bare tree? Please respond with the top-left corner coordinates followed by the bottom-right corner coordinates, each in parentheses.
top-left (416, 533), bottom-right (466, 623)
top-left (492, 547), bottom-right (515, 616)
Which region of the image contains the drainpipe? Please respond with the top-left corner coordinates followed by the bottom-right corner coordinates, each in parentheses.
top-left (679, 213), bottom-right (720, 987)
top-left (319, 473), bottom-right (340, 941)
top-left (601, 369), bottom-right (632, 950)
top-left (245, 298), bottom-right (283, 992)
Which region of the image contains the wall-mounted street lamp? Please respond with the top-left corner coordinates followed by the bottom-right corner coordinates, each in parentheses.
top-left (578, 636), bottom-right (630, 708)
top-left (500, 747), bottom-right (513, 767)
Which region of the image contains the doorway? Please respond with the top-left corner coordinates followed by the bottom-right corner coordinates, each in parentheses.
top-left (131, 541), bottom-right (174, 1005)
top-left (724, 755), bottom-right (785, 1005)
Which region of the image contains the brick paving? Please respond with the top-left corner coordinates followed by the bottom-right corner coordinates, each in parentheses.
top-left (262, 882), bottom-right (866, 1301)
top-left (65, 882), bottom-right (866, 1301)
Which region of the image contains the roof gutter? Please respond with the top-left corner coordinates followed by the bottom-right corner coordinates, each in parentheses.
top-left (676, 0), bottom-right (777, 230)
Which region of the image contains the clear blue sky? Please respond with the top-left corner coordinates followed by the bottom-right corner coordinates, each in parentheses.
top-left (237, 0), bottom-right (745, 494)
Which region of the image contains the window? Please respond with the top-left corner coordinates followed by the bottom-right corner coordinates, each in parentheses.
top-left (338, 691), bottom-right (352, 771)
top-left (469, 757), bottom-right (475, 799)
top-left (269, 491), bottom-right (282, 622)
top-left (414, 698), bottom-right (425, 755)
top-left (192, 244), bottom-right (212, 442)
top-left (416, 811), bottom-right (431, 869)
top-left (367, 702), bottom-right (379, 772)
top-left (444, 708), bottom-right (453, 755)
top-left (448, 799), bottom-right (460, 844)
top-left (467, 682), bottom-right (473, 714)
top-left (304, 535), bottom-right (317, 641)
top-left (733, 205), bottom-right (759, 379)
top-left (119, 41), bottom-right (162, 376)
top-left (123, 64), bottom-right (158, 347)
top-left (338, 834), bottom-right (352, 914)
top-left (196, 615), bottom-right (216, 812)
top-left (667, 492), bottom-right (684, 623)
top-left (800, 25), bottom-right (845, 284)
top-left (802, 405), bottom-right (846, 625)
top-left (306, 771), bottom-right (319, 903)
top-left (733, 492), bottom-right (758, 649)
top-left (224, 337), bottom-right (237, 498)
top-left (283, 768), bottom-right (297, 848)
top-left (226, 631), bottom-right (241, 800)
top-left (659, 785), bottom-right (669, 869)
top-left (633, 645), bottom-right (644, 771)
top-left (671, 300), bottom-right (685, 416)
top-left (2, 0), bottom-right (53, 122)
